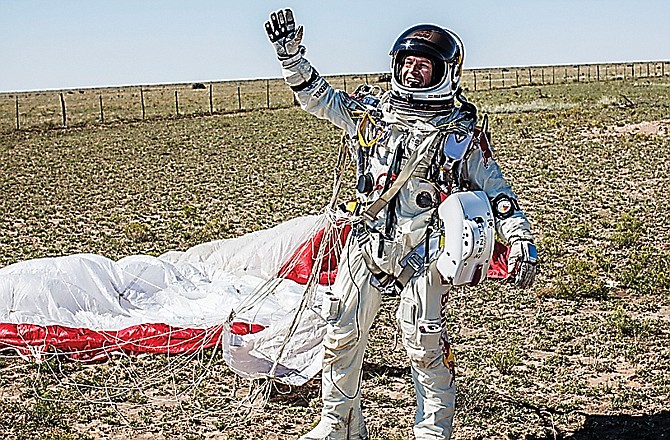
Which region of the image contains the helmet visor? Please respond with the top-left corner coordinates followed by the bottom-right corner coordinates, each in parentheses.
top-left (394, 52), bottom-right (446, 90)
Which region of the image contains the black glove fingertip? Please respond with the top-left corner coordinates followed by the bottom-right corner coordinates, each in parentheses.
top-left (271, 12), bottom-right (280, 31)
top-left (264, 21), bottom-right (274, 40)
top-left (285, 9), bottom-right (295, 31)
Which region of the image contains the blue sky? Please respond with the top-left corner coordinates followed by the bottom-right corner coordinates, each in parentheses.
top-left (1, 0), bottom-right (668, 92)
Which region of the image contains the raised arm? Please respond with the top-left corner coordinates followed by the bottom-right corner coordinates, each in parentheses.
top-left (265, 9), bottom-right (358, 136)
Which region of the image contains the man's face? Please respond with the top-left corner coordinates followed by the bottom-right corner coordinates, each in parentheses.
top-left (401, 55), bottom-right (433, 88)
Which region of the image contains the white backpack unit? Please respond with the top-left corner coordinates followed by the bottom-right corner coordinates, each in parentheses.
top-left (436, 191), bottom-right (495, 286)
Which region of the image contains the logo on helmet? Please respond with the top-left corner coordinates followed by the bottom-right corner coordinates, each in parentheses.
top-left (414, 30), bottom-right (433, 40)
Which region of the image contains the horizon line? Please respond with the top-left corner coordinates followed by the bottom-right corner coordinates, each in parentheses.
top-left (1, 59), bottom-right (668, 95)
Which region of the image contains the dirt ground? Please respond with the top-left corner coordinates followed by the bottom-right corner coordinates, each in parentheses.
top-left (1, 77), bottom-right (669, 439)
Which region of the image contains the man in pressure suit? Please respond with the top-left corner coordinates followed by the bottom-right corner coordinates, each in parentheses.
top-left (265, 9), bottom-right (537, 440)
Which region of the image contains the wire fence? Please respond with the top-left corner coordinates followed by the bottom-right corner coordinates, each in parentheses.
top-left (1, 61), bottom-right (668, 133)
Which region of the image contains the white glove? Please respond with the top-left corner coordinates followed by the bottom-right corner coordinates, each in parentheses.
top-left (508, 239), bottom-right (537, 288)
top-left (265, 9), bottom-right (305, 61)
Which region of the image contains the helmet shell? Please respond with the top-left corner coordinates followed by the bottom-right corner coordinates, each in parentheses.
top-left (389, 24), bottom-right (464, 109)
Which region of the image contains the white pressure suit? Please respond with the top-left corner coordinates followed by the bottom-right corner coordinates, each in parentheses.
top-left (266, 10), bottom-right (536, 440)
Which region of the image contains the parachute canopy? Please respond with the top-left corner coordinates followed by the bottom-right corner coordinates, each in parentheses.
top-left (0, 212), bottom-right (509, 386)
top-left (0, 215), bottom-right (344, 385)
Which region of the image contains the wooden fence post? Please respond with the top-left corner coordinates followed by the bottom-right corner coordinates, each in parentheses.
top-left (529, 68), bottom-right (533, 85)
top-left (209, 83), bottom-right (214, 114)
top-left (237, 85), bottom-right (242, 110)
top-left (501, 70), bottom-right (505, 88)
top-left (473, 71), bottom-right (477, 91)
top-left (541, 67), bottom-right (545, 84)
top-left (140, 88), bottom-right (145, 120)
top-left (516, 70), bottom-right (519, 87)
top-left (597, 65), bottom-right (600, 81)
top-left (552, 66), bottom-right (555, 84)
top-left (577, 65), bottom-right (580, 82)
top-left (99, 95), bottom-right (104, 123)
top-left (343, 75), bottom-right (347, 93)
top-left (59, 93), bottom-right (67, 128)
top-left (175, 90), bottom-right (179, 116)
top-left (15, 96), bottom-right (19, 130)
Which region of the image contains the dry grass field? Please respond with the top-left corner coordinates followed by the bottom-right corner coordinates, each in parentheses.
top-left (0, 73), bottom-right (669, 439)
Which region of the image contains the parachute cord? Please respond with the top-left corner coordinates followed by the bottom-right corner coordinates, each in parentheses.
top-left (267, 222), bottom-right (331, 378)
top-left (266, 133), bottom-right (353, 380)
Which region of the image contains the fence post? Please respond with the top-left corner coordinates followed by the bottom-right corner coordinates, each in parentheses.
top-left (541, 67), bottom-right (545, 84)
top-left (577, 65), bottom-right (580, 82)
top-left (175, 91), bottom-right (180, 116)
top-left (516, 70), bottom-right (519, 87)
top-left (15, 96), bottom-right (19, 130)
top-left (597, 65), bottom-right (600, 82)
top-left (501, 70), bottom-right (505, 88)
top-left (473, 70), bottom-right (477, 91)
top-left (365, 74), bottom-right (369, 84)
top-left (647, 63), bottom-right (650, 77)
top-left (59, 93), bottom-right (67, 128)
top-left (237, 85), bottom-right (242, 110)
top-left (99, 95), bottom-right (104, 123)
top-left (631, 63), bottom-right (635, 79)
top-left (663, 62), bottom-right (666, 77)
top-left (488, 73), bottom-right (492, 89)
top-left (209, 83), bottom-right (214, 114)
top-left (266, 79), bottom-right (270, 109)
top-left (529, 68), bottom-right (532, 85)
top-left (343, 75), bottom-right (347, 93)
top-left (552, 66), bottom-right (555, 84)
top-left (140, 88), bottom-right (145, 120)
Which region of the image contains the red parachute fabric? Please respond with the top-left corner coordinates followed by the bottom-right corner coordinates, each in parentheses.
top-left (0, 321), bottom-right (266, 361)
top-left (487, 241), bottom-right (511, 280)
top-left (280, 223), bottom-right (352, 286)
top-left (0, 322), bottom-right (224, 361)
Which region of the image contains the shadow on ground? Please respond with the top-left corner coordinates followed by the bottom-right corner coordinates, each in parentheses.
top-left (569, 411), bottom-right (670, 440)
top-left (362, 361), bottom-right (411, 378)
top-left (528, 410), bottom-right (670, 440)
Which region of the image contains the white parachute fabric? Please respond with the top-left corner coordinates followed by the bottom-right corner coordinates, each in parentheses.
top-left (0, 214), bottom-right (339, 385)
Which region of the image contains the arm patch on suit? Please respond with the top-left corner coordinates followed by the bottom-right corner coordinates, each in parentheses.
top-left (492, 194), bottom-right (519, 219)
